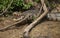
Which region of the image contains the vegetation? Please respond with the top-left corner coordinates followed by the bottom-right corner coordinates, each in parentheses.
top-left (0, 0), bottom-right (60, 38)
top-left (0, 0), bottom-right (33, 12)
top-left (0, 0), bottom-right (60, 15)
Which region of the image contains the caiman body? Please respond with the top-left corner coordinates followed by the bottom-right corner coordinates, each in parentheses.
top-left (0, 9), bottom-right (40, 31)
top-left (0, 8), bottom-right (60, 31)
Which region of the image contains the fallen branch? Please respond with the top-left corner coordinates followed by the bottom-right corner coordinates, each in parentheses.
top-left (23, 0), bottom-right (49, 38)
top-left (0, 7), bottom-right (42, 31)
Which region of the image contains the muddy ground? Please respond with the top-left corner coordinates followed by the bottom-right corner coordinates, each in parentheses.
top-left (0, 21), bottom-right (60, 38)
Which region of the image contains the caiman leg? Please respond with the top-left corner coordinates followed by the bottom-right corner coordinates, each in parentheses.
top-left (0, 14), bottom-right (30, 31)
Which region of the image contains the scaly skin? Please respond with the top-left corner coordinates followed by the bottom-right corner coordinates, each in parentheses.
top-left (0, 9), bottom-right (41, 31)
top-left (47, 12), bottom-right (60, 21)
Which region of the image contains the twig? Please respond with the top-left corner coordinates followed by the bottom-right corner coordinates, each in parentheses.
top-left (0, 6), bottom-right (42, 31)
top-left (23, 0), bottom-right (49, 38)
top-left (0, 0), bottom-right (13, 15)
top-left (37, 4), bottom-right (43, 17)
top-left (0, 14), bottom-right (30, 31)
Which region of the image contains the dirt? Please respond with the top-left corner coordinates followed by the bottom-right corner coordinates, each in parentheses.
top-left (0, 21), bottom-right (60, 38)
top-left (0, 12), bottom-right (25, 29)
top-left (0, 6), bottom-right (60, 38)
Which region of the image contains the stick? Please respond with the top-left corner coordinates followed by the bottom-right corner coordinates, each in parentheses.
top-left (0, 5), bottom-right (43, 31)
top-left (0, 14), bottom-right (29, 31)
top-left (0, 0), bottom-right (13, 15)
top-left (23, 0), bottom-right (48, 38)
